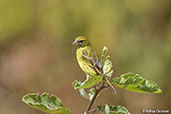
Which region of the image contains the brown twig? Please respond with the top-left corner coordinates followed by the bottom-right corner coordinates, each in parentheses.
top-left (84, 81), bottom-right (105, 114)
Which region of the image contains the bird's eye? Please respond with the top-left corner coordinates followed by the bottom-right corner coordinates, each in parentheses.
top-left (79, 40), bottom-right (84, 43)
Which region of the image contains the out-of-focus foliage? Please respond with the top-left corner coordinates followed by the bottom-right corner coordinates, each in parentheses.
top-left (0, 0), bottom-right (170, 114)
top-left (0, 0), bottom-right (36, 43)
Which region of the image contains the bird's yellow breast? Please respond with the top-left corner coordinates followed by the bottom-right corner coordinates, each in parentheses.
top-left (76, 46), bottom-right (97, 76)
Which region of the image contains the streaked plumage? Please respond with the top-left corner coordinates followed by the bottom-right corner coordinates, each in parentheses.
top-left (73, 36), bottom-right (102, 76)
top-left (73, 36), bottom-right (115, 92)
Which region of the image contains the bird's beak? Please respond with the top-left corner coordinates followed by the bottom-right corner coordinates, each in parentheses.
top-left (72, 40), bottom-right (78, 45)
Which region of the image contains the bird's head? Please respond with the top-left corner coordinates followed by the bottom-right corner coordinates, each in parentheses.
top-left (72, 36), bottom-right (91, 47)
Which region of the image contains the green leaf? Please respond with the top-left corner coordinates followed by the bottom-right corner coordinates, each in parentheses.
top-left (105, 105), bottom-right (110, 114)
top-left (79, 89), bottom-right (90, 99)
top-left (112, 72), bottom-right (162, 93)
top-left (97, 105), bottom-right (130, 114)
top-left (88, 88), bottom-right (96, 100)
top-left (103, 55), bottom-right (113, 77)
top-left (72, 75), bottom-right (103, 90)
top-left (101, 46), bottom-right (108, 66)
top-left (78, 88), bottom-right (96, 100)
top-left (22, 92), bottom-right (71, 114)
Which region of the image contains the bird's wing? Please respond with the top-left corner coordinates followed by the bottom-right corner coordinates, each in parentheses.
top-left (82, 50), bottom-right (103, 76)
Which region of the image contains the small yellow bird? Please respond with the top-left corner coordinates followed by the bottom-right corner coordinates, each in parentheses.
top-left (72, 36), bottom-right (115, 92)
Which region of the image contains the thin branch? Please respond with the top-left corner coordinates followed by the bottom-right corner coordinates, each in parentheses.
top-left (84, 81), bottom-right (105, 114)
top-left (93, 85), bottom-right (97, 91)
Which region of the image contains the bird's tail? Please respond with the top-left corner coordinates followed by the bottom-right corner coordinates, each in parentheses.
top-left (99, 67), bottom-right (115, 93)
top-left (105, 78), bottom-right (116, 93)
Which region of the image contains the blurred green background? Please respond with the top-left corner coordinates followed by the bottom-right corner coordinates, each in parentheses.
top-left (0, 0), bottom-right (170, 114)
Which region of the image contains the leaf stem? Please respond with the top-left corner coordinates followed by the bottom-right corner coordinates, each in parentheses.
top-left (84, 81), bottom-right (105, 114)
top-left (88, 109), bottom-right (98, 114)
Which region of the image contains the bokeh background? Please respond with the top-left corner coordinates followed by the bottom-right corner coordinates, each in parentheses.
top-left (0, 0), bottom-right (171, 114)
